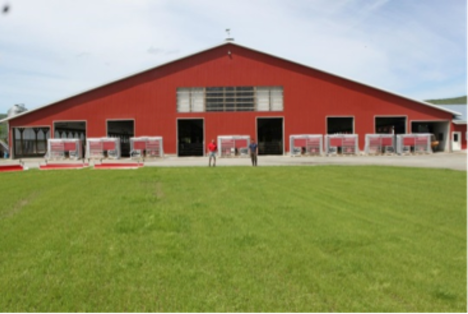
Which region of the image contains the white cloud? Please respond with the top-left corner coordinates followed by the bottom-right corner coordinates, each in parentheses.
top-left (0, 0), bottom-right (465, 113)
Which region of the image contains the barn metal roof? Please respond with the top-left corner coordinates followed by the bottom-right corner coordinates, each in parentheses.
top-left (0, 41), bottom-right (462, 123)
top-left (437, 104), bottom-right (467, 124)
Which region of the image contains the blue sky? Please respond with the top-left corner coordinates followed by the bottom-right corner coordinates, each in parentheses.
top-left (0, 0), bottom-right (466, 113)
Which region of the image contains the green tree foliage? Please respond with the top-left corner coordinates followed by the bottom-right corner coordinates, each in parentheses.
top-left (425, 96), bottom-right (467, 104)
top-left (0, 114), bottom-right (7, 140)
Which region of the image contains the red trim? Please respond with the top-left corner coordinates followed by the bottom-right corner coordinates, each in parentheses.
top-left (0, 164), bottom-right (23, 172)
top-left (40, 163), bottom-right (89, 170)
top-left (94, 162), bottom-right (143, 169)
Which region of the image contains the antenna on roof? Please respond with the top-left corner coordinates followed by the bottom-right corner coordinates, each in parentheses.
top-left (225, 28), bottom-right (234, 42)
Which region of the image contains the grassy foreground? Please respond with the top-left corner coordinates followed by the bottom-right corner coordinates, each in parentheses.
top-left (0, 166), bottom-right (466, 312)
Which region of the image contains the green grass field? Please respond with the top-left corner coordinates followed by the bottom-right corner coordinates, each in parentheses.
top-left (0, 166), bottom-right (466, 312)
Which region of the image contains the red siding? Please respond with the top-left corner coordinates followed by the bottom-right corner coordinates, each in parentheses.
top-left (8, 43), bottom-right (454, 154)
top-left (454, 124), bottom-right (467, 150)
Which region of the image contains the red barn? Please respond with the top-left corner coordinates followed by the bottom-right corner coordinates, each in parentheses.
top-left (438, 104), bottom-right (467, 151)
top-left (1, 42), bottom-right (462, 158)
top-left (453, 123), bottom-right (467, 150)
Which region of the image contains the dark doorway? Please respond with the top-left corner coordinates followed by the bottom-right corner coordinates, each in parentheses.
top-left (13, 127), bottom-right (50, 158)
top-left (54, 121), bottom-right (86, 139)
top-left (257, 118), bottom-right (283, 155)
top-left (107, 120), bottom-right (134, 157)
top-left (327, 117), bottom-right (354, 134)
top-left (411, 121), bottom-right (449, 152)
top-left (178, 119), bottom-right (204, 157)
top-left (54, 121), bottom-right (86, 158)
top-left (411, 122), bottom-right (435, 134)
top-left (375, 117), bottom-right (406, 134)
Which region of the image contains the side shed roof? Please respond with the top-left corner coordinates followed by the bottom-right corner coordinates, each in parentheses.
top-left (437, 104), bottom-right (467, 124)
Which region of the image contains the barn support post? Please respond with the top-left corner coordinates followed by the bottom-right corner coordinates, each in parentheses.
top-left (18, 128), bottom-right (24, 156)
top-left (33, 128), bottom-right (40, 154)
top-left (42, 128), bottom-right (49, 154)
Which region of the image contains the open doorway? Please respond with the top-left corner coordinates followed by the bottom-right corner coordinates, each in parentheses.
top-left (177, 119), bottom-right (204, 157)
top-left (257, 117), bottom-right (283, 155)
top-left (54, 121), bottom-right (86, 158)
top-left (411, 121), bottom-right (450, 152)
top-left (13, 127), bottom-right (50, 158)
top-left (327, 117), bottom-right (354, 134)
top-left (107, 120), bottom-right (134, 157)
top-left (375, 117), bottom-right (406, 134)
top-left (54, 121), bottom-right (86, 139)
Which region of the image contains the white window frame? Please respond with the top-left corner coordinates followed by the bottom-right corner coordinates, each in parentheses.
top-left (255, 86), bottom-right (284, 112)
top-left (176, 86), bottom-right (284, 112)
top-left (177, 88), bottom-right (205, 113)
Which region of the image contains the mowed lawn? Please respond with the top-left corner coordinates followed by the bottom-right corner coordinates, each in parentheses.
top-left (0, 166), bottom-right (465, 312)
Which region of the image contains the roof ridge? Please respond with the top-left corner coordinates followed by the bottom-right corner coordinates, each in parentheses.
top-left (0, 41), bottom-right (461, 122)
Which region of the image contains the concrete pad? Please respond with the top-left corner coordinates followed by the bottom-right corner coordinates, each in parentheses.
top-left (1, 151), bottom-right (466, 171)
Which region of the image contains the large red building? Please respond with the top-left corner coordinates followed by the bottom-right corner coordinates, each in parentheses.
top-left (1, 41), bottom-right (463, 158)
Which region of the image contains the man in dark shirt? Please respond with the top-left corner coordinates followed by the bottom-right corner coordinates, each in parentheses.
top-left (249, 138), bottom-right (258, 166)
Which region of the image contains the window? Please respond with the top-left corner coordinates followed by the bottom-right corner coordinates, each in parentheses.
top-left (206, 86), bottom-right (255, 112)
top-left (176, 86), bottom-right (283, 112)
top-left (256, 87), bottom-right (283, 111)
top-left (177, 88), bottom-right (204, 112)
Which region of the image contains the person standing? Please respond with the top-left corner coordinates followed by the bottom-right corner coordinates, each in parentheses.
top-left (207, 139), bottom-right (218, 167)
top-left (249, 138), bottom-right (258, 166)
